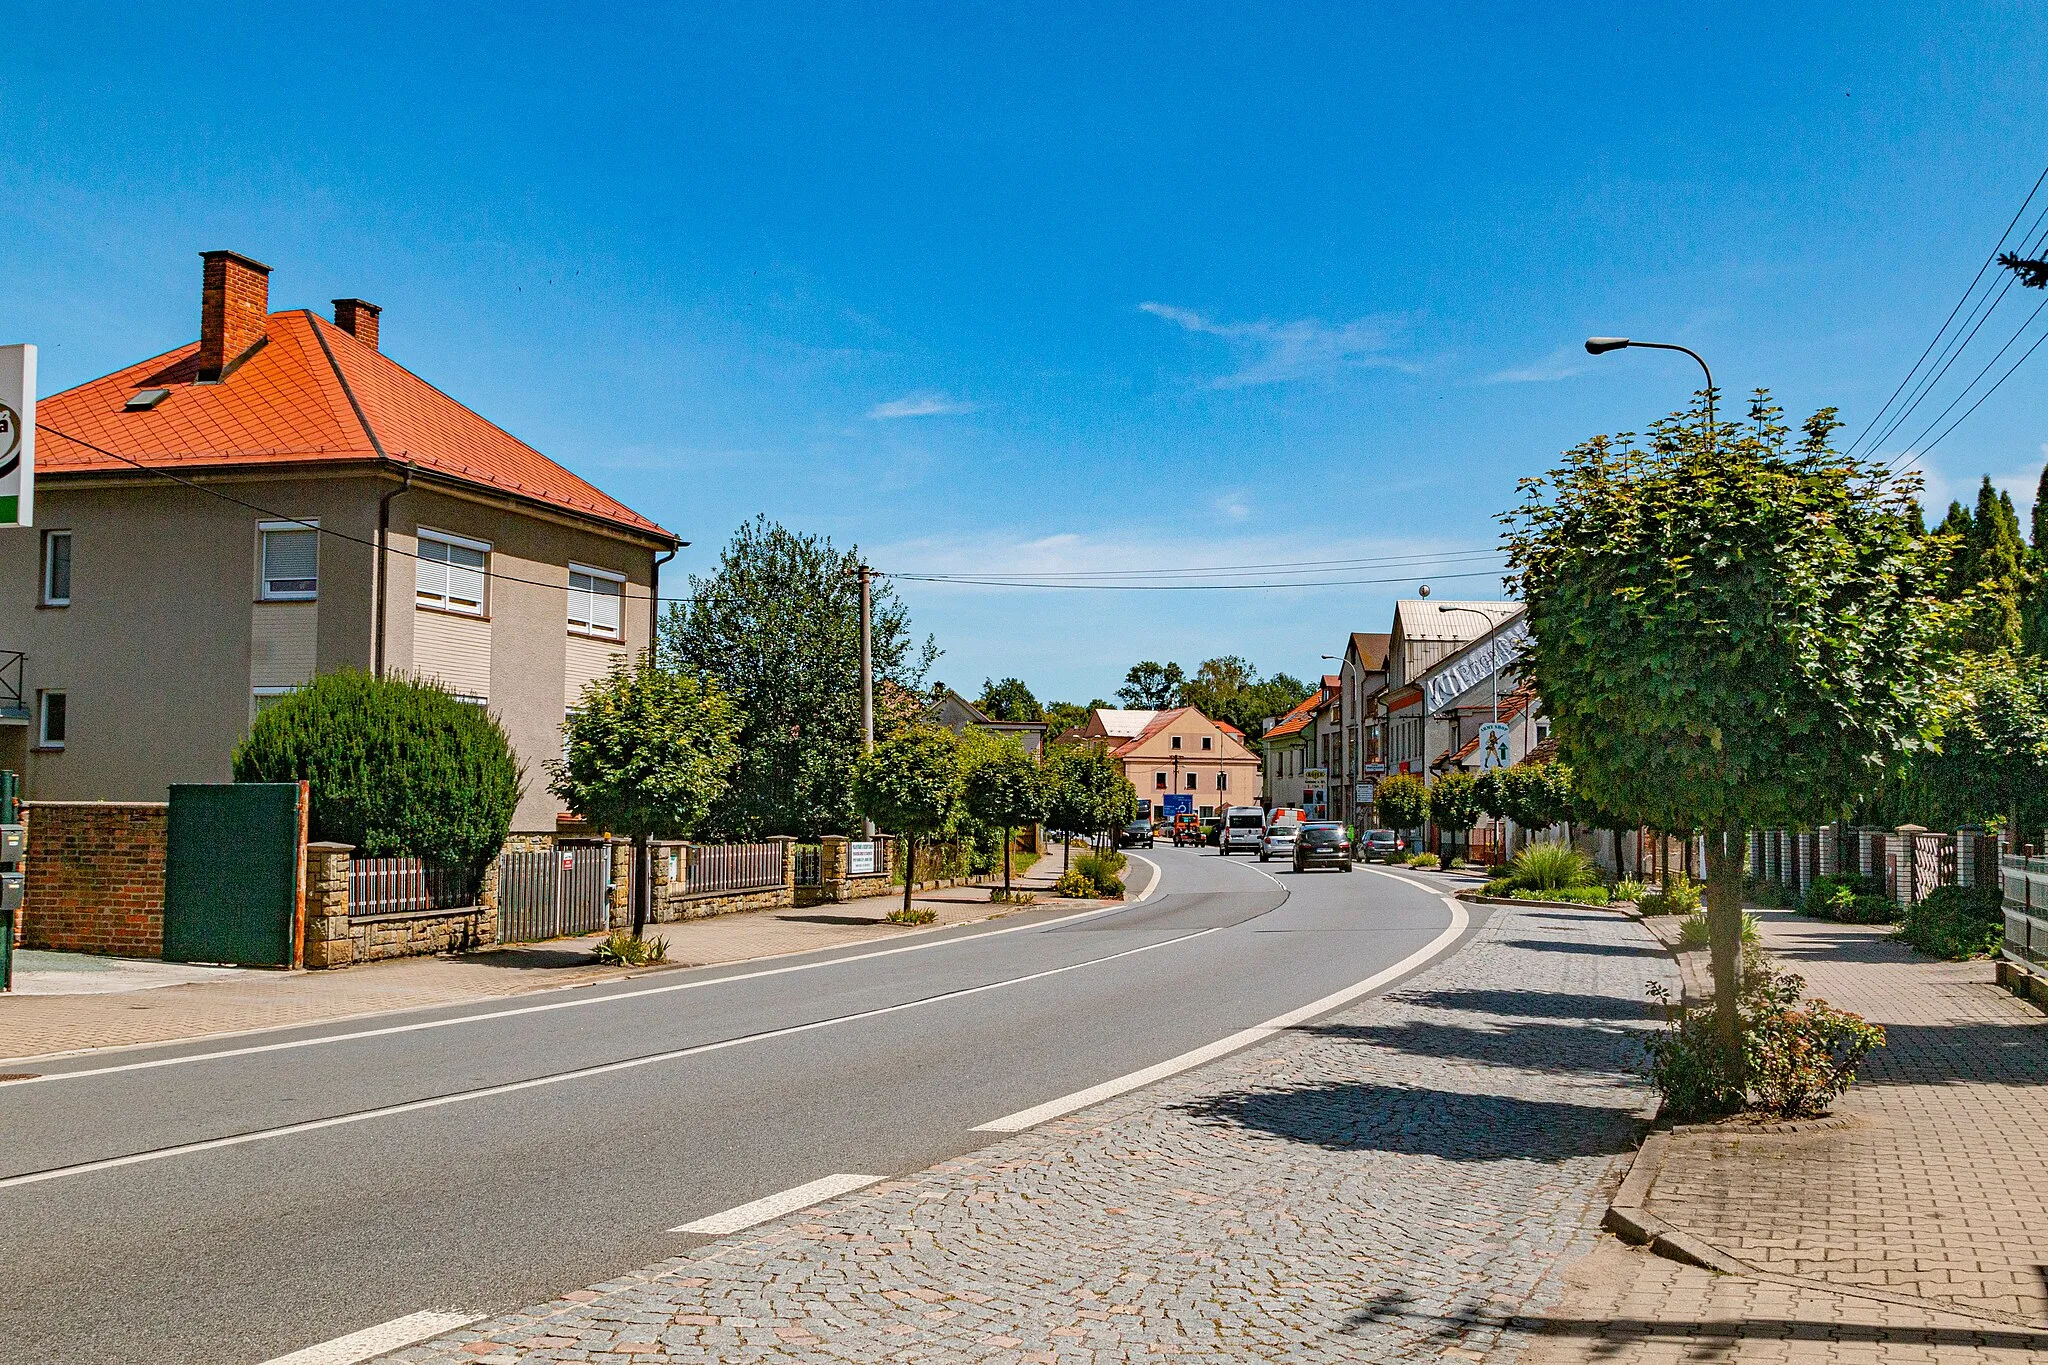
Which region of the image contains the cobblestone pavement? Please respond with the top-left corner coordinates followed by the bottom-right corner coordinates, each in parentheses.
top-left (390, 901), bottom-right (1672, 1363)
top-left (0, 864), bottom-right (1086, 1062)
top-left (1527, 907), bottom-right (2048, 1363)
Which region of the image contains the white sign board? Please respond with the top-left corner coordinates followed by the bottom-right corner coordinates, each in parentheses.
top-left (1355, 782), bottom-right (1374, 805)
top-left (0, 345), bottom-right (34, 528)
top-left (1478, 722), bottom-right (1512, 771)
top-left (1423, 617), bottom-right (1529, 714)
top-left (848, 840), bottom-right (877, 876)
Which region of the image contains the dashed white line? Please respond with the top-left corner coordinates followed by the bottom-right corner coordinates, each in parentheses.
top-left (261, 1310), bottom-right (482, 1365)
top-left (973, 871), bottom-right (1468, 1132)
top-left (672, 1173), bottom-right (882, 1234)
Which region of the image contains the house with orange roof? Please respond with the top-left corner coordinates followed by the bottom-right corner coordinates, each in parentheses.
top-left (1057, 706), bottom-right (1261, 823)
top-left (3, 250), bottom-right (681, 834)
top-left (1260, 677), bottom-right (1340, 816)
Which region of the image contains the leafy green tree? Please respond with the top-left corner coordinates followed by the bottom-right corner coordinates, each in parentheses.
top-left (1934, 499), bottom-right (1973, 595)
top-left (1428, 771), bottom-right (1482, 837)
top-left (1117, 661), bottom-right (1185, 709)
top-left (1178, 657), bottom-right (1317, 738)
top-left (234, 669), bottom-right (522, 898)
top-left (1502, 761), bottom-right (1575, 832)
top-left (1958, 477), bottom-right (2026, 654)
top-left (1376, 773), bottom-right (1429, 831)
top-left (976, 677), bottom-right (1044, 723)
top-left (1918, 653), bottom-right (2048, 838)
top-left (1042, 743), bottom-right (1137, 867)
top-left (2025, 462), bottom-right (2048, 658)
top-left (550, 655), bottom-right (745, 934)
top-left (962, 736), bottom-right (1046, 896)
top-left (853, 725), bottom-right (963, 916)
top-left (1473, 768), bottom-right (1509, 822)
top-left (1040, 700), bottom-right (1097, 740)
top-left (1504, 393), bottom-right (1950, 1048)
top-left (663, 517), bottom-right (938, 839)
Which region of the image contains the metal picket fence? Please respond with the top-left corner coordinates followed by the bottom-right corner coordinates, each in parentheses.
top-left (682, 842), bottom-right (785, 895)
top-left (497, 843), bottom-right (613, 943)
top-left (348, 857), bottom-right (467, 917)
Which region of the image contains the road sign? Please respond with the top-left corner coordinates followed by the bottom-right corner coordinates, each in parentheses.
top-left (1355, 782), bottom-right (1374, 805)
top-left (1304, 768), bottom-right (1327, 784)
top-left (1478, 722), bottom-right (1512, 771)
top-left (0, 345), bottom-right (34, 528)
top-left (1162, 793), bottom-right (1194, 817)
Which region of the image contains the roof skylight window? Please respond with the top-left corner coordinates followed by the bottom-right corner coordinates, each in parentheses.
top-left (125, 388), bottom-right (171, 411)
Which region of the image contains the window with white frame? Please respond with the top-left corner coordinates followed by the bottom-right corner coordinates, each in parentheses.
top-left (416, 529), bottom-right (489, 614)
top-left (258, 521), bottom-right (319, 599)
top-left (567, 563), bottom-right (624, 638)
top-left (37, 690), bottom-right (66, 748)
top-left (1184, 772), bottom-right (1198, 790)
top-left (41, 530), bottom-right (71, 606)
top-left (252, 687), bottom-right (298, 720)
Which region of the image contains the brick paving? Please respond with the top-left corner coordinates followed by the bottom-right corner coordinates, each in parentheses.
top-left (1528, 906), bottom-right (2048, 1363)
top-left (0, 850), bottom-right (1089, 1063)
top-left (388, 901), bottom-right (1671, 1363)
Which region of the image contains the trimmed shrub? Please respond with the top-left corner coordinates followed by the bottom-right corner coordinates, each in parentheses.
top-left (1896, 885), bottom-right (2003, 961)
top-left (1483, 877), bottom-right (1515, 898)
top-left (1405, 852), bottom-right (1440, 869)
top-left (1501, 842), bottom-right (1600, 894)
top-left (1510, 884), bottom-right (1611, 905)
top-left (1053, 869), bottom-right (1095, 898)
top-left (1637, 871), bottom-right (1702, 917)
top-left (1645, 966), bottom-right (1886, 1120)
top-left (233, 669), bottom-right (522, 894)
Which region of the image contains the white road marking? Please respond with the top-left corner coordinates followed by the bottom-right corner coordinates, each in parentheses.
top-left (260, 1310), bottom-right (481, 1364)
top-left (1, 901), bottom-right (1132, 1086)
top-left (1124, 851), bottom-right (1162, 902)
top-left (672, 1173), bottom-right (881, 1234)
top-left (973, 872), bottom-right (1469, 1132)
top-left (0, 919), bottom-right (1239, 1191)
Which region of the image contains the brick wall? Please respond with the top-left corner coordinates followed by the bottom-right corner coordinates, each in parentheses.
top-left (22, 802), bottom-right (170, 958)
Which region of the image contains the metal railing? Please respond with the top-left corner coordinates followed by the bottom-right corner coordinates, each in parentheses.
top-left (682, 842), bottom-right (786, 895)
top-left (348, 857), bottom-right (468, 917)
top-left (2001, 854), bottom-right (2048, 975)
top-left (497, 844), bottom-right (612, 943)
top-left (793, 844), bottom-right (822, 887)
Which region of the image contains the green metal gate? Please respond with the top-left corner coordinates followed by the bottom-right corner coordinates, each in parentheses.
top-left (163, 782), bottom-right (306, 967)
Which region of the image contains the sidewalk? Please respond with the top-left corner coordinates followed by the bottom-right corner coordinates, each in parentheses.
top-left (0, 844), bottom-right (1092, 1064)
top-left (386, 900), bottom-right (1667, 1364)
top-left (1525, 907), bottom-right (2048, 1363)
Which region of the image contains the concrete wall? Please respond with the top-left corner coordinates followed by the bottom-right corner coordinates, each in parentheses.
top-left (21, 801), bottom-right (169, 957)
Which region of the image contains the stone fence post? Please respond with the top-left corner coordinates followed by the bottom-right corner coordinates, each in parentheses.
top-left (820, 835), bottom-right (849, 903)
top-left (303, 841), bottom-right (355, 969)
top-left (609, 839), bottom-right (633, 931)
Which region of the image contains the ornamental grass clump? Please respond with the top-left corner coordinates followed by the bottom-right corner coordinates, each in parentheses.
top-left (233, 668), bottom-right (522, 899)
top-left (1502, 842), bottom-right (1601, 894)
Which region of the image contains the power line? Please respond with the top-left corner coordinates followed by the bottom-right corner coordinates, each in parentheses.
top-left (1891, 321), bottom-right (2048, 474)
top-left (36, 424), bottom-right (697, 605)
top-left (883, 568), bottom-right (1508, 592)
top-left (1846, 158), bottom-right (2048, 460)
top-left (1884, 290), bottom-right (2048, 470)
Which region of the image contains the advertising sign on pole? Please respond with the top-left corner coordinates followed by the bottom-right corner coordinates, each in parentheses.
top-left (1478, 722), bottom-right (1512, 771)
top-left (0, 345), bottom-right (35, 529)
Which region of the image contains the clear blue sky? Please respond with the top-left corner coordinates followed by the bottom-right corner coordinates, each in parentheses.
top-left (7, 4), bottom-right (2046, 703)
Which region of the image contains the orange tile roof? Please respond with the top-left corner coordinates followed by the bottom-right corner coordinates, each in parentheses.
top-left (37, 310), bottom-right (674, 543)
top-left (1262, 686), bottom-right (1331, 740)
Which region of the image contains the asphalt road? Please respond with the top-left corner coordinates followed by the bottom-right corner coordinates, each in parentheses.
top-left (0, 847), bottom-right (1470, 1364)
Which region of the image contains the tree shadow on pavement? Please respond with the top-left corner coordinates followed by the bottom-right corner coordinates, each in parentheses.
top-left (1498, 937), bottom-right (1667, 958)
top-left (1387, 987), bottom-right (1660, 1021)
top-left (1173, 1081), bottom-right (1639, 1161)
top-left (1291, 1019), bottom-right (1648, 1078)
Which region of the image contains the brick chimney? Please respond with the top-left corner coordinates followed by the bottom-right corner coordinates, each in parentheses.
top-left (197, 250), bottom-right (272, 381)
top-left (331, 298), bottom-right (381, 351)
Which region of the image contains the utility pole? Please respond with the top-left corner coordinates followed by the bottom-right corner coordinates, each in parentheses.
top-left (858, 561), bottom-right (875, 838)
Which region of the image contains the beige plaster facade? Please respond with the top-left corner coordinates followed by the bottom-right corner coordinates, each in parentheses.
top-left (1101, 707), bottom-right (1262, 822)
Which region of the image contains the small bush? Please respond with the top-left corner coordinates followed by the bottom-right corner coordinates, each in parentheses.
top-left (1644, 966), bottom-right (1886, 1120)
top-left (1483, 877), bottom-right (1515, 898)
top-left (1744, 875), bottom-right (1796, 909)
top-left (1053, 869), bottom-right (1096, 898)
top-left (989, 888), bottom-right (1037, 904)
top-left (887, 906), bottom-right (938, 925)
top-left (1896, 885), bottom-right (2002, 961)
top-left (1447, 856), bottom-right (1467, 870)
top-left (1076, 851), bottom-right (1126, 885)
top-left (1743, 967), bottom-right (1887, 1117)
top-left (1512, 884), bottom-right (1611, 905)
top-left (593, 931), bottom-right (668, 967)
top-left (1637, 871), bottom-right (1702, 917)
top-left (1503, 842), bottom-right (1600, 893)
top-left (1405, 852), bottom-right (1440, 869)
top-left (233, 669), bottom-right (523, 896)
top-left (1677, 910), bottom-right (1760, 950)
top-left (1612, 879), bottom-right (1647, 904)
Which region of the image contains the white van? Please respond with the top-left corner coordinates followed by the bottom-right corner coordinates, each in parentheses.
top-left (1218, 806), bottom-right (1268, 855)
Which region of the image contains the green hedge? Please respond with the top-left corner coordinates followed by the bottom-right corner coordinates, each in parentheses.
top-left (1896, 885), bottom-right (2003, 961)
top-left (232, 669), bottom-right (523, 894)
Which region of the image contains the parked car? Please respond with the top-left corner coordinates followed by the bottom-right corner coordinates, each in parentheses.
top-left (1358, 829), bottom-right (1404, 862)
top-left (1118, 820), bottom-right (1155, 849)
top-left (1293, 822), bottom-right (1353, 872)
top-left (1201, 815), bottom-right (1222, 846)
top-left (1218, 806), bottom-right (1266, 856)
top-left (1259, 822), bottom-right (1299, 862)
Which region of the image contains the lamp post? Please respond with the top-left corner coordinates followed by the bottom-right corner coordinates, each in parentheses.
top-left (1584, 337), bottom-right (1715, 440)
top-left (1321, 653), bottom-right (1341, 822)
top-left (1439, 604), bottom-right (1512, 866)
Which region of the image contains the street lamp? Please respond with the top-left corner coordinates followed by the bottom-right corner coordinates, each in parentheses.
top-left (1440, 603), bottom-right (1513, 865)
top-left (1321, 654), bottom-right (1341, 822)
top-left (1584, 337), bottom-right (1715, 437)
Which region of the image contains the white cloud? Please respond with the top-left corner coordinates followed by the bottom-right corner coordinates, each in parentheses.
top-left (866, 391), bottom-right (978, 420)
top-left (1214, 491), bottom-right (1253, 522)
top-left (1138, 302), bottom-right (1411, 388)
top-left (1485, 344), bottom-right (1593, 384)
